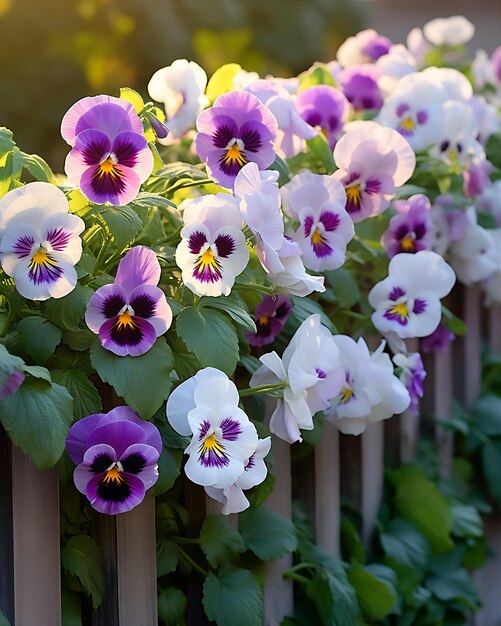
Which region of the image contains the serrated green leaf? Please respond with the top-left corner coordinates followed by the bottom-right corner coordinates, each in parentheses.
top-left (158, 587), bottom-right (187, 625)
top-left (0, 127), bottom-right (15, 157)
top-left (62, 535), bottom-right (105, 610)
top-left (18, 316), bottom-right (62, 363)
top-left (91, 337), bottom-right (173, 419)
top-left (200, 515), bottom-right (246, 568)
top-left (198, 295), bottom-right (256, 332)
top-left (239, 506), bottom-right (297, 560)
top-left (45, 286), bottom-right (94, 331)
top-left (15, 151), bottom-right (55, 183)
top-left (157, 538), bottom-right (180, 576)
top-left (119, 87), bottom-right (145, 113)
top-left (305, 565), bottom-right (359, 626)
top-left (203, 569), bottom-right (263, 626)
top-left (380, 519), bottom-right (431, 571)
top-left (176, 307), bottom-right (239, 376)
top-left (154, 448), bottom-right (182, 496)
top-left (0, 378), bottom-right (73, 469)
top-left (51, 369), bottom-right (102, 421)
top-left (348, 564), bottom-right (397, 621)
top-left (425, 568), bottom-right (479, 608)
top-left (100, 205), bottom-right (143, 248)
top-left (206, 63), bottom-right (242, 103)
top-left (451, 504), bottom-right (483, 539)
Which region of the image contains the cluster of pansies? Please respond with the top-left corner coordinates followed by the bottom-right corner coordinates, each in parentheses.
top-left (0, 15), bottom-right (499, 523)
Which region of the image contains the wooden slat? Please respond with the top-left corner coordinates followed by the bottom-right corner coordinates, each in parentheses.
top-left (92, 514), bottom-right (118, 626)
top-left (430, 345), bottom-right (454, 477)
top-left (314, 420), bottom-right (340, 556)
top-left (399, 338), bottom-right (420, 463)
top-left (0, 429), bottom-right (14, 623)
top-left (361, 421), bottom-right (384, 544)
top-left (264, 437), bottom-right (293, 626)
top-left (116, 493), bottom-right (157, 626)
top-left (11, 444), bottom-right (61, 626)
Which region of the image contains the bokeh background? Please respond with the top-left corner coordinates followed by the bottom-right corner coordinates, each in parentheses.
top-left (0, 0), bottom-right (499, 171)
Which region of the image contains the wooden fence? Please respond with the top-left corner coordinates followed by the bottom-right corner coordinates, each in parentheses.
top-left (1, 289), bottom-right (501, 626)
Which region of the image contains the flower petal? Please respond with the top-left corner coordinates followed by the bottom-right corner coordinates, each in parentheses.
top-left (98, 315), bottom-right (157, 357)
top-left (115, 246), bottom-right (161, 293)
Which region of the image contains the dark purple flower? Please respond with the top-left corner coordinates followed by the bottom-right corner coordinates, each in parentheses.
top-left (339, 65), bottom-right (383, 112)
top-left (85, 246), bottom-right (172, 357)
top-left (381, 194), bottom-right (434, 258)
top-left (195, 90), bottom-right (278, 190)
top-left (296, 85), bottom-right (349, 149)
top-left (421, 323), bottom-right (455, 353)
top-left (62, 95), bottom-right (153, 206)
top-left (362, 34), bottom-right (392, 61)
top-left (245, 295), bottom-right (292, 347)
top-left (463, 160), bottom-right (492, 198)
top-left (145, 112), bottom-right (170, 140)
top-left (66, 405), bottom-right (162, 515)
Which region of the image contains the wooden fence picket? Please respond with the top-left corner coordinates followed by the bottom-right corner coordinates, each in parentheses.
top-left (0, 429), bottom-right (13, 624)
top-left (314, 420), bottom-right (340, 556)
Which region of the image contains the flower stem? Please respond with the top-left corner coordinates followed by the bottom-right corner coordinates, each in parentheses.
top-left (239, 383), bottom-right (287, 398)
top-left (177, 546), bottom-right (208, 577)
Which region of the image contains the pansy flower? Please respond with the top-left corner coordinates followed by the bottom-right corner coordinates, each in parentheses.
top-left (296, 85), bottom-right (349, 149)
top-left (175, 194), bottom-right (249, 296)
top-left (422, 15), bottom-right (475, 47)
top-left (148, 59), bottom-right (208, 140)
top-left (268, 237), bottom-right (325, 297)
top-left (195, 90), bottom-right (278, 189)
top-left (326, 336), bottom-right (410, 435)
top-left (0, 182), bottom-right (84, 300)
top-left (393, 352), bottom-right (426, 416)
top-left (421, 323), bottom-right (455, 353)
top-left (281, 172), bottom-right (354, 271)
top-left (85, 246), bottom-right (172, 356)
top-left (339, 65), bottom-right (383, 112)
top-left (166, 368), bottom-right (258, 489)
top-left (62, 95), bottom-right (154, 206)
top-left (65, 406), bottom-right (162, 515)
top-left (333, 122), bottom-right (415, 222)
top-left (245, 294), bottom-right (292, 347)
top-left (337, 29), bottom-right (392, 67)
top-left (381, 194), bottom-right (434, 258)
top-left (368, 250), bottom-right (456, 338)
top-left (0, 345), bottom-right (25, 399)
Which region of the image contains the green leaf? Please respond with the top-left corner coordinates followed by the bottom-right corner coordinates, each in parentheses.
top-left (158, 587), bottom-right (187, 626)
top-left (15, 151), bottom-right (55, 183)
top-left (324, 268), bottom-right (361, 309)
top-left (154, 448), bottom-right (182, 496)
top-left (0, 127), bottom-right (15, 157)
top-left (200, 515), bottom-right (246, 568)
top-left (45, 286), bottom-right (94, 331)
top-left (390, 465), bottom-right (453, 554)
top-left (176, 307), bottom-right (239, 376)
top-left (203, 569), bottom-right (263, 626)
top-left (380, 519), bottom-right (431, 572)
top-left (62, 535), bottom-right (105, 610)
top-left (298, 63), bottom-right (337, 90)
top-left (482, 442), bottom-right (501, 506)
top-left (472, 395), bottom-right (501, 436)
top-left (198, 295), bottom-right (256, 332)
top-left (0, 343), bottom-right (25, 387)
top-left (18, 316), bottom-right (62, 363)
top-left (0, 378), bottom-right (73, 469)
top-left (157, 419), bottom-right (190, 449)
top-left (51, 369), bottom-right (102, 421)
top-left (0, 609), bottom-right (11, 626)
top-left (451, 504), bottom-right (483, 539)
top-left (348, 564), bottom-right (397, 621)
top-left (157, 539), bottom-right (179, 576)
top-left (61, 587), bottom-right (82, 626)
top-left (119, 87), bottom-right (145, 113)
top-left (0, 151), bottom-right (14, 198)
top-left (306, 134), bottom-right (335, 171)
top-left (340, 516), bottom-right (366, 564)
top-left (91, 337), bottom-right (174, 419)
top-left (239, 506), bottom-right (297, 560)
top-left (288, 296), bottom-right (336, 333)
top-left (425, 569), bottom-right (479, 608)
top-left (441, 305), bottom-right (467, 336)
top-left (100, 205), bottom-right (143, 248)
top-left (206, 63), bottom-right (242, 103)
top-left (486, 132), bottom-right (501, 170)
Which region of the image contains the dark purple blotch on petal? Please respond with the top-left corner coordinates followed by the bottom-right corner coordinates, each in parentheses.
top-left (129, 293), bottom-right (156, 319)
top-left (221, 417), bottom-right (242, 441)
top-left (214, 234), bottom-right (235, 258)
top-left (13, 235), bottom-right (35, 258)
top-left (413, 299), bottom-right (427, 315)
top-left (188, 231), bottom-right (208, 255)
top-left (389, 286), bottom-right (406, 301)
top-left (102, 293), bottom-right (127, 318)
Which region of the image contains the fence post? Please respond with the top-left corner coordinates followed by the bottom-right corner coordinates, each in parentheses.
top-left (0, 429), bottom-right (13, 623)
top-left (11, 444), bottom-right (61, 626)
top-left (314, 420), bottom-right (340, 556)
top-left (264, 437), bottom-right (293, 626)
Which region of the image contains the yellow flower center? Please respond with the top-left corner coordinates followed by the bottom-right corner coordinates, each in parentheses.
top-left (103, 465), bottom-right (123, 485)
top-left (400, 117), bottom-right (415, 131)
top-left (100, 157), bottom-right (116, 173)
top-left (223, 144), bottom-right (247, 167)
top-left (311, 228), bottom-right (324, 245)
top-left (340, 386), bottom-right (353, 403)
top-left (117, 310), bottom-right (135, 329)
top-left (389, 302), bottom-right (409, 318)
top-left (401, 236), bottom-right (415, 252)
top-left (346, 184), bottom-right (362, 206)
top-left (32, 247), bottom-right (48, 264)
top-left (258, 315), bottom-right (270, 326)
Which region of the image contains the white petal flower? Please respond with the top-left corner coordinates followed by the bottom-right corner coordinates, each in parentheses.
top-left (423, 16), bottom-right (475, 47)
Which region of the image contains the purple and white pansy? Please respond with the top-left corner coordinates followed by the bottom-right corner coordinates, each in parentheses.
top-left (85, 246), bottom-right (172, 356)
top-left (393, 352), bottom-right (426, 416)
top-left (381, 194), bottom-right (434, 258)
top-left (296, 85), bottom-right (349, 149)
top-left (62, 94), bottom-right (154, 206)
top-left (0, 182), bottom-right (85, 301)
top-left (333, 121), bottom-right (415, 222)
top-left (195, 90), bottom-right (278, 190)
top-left (368, 250), bottom-right (456, 338)
top-left (65, 406), bottom-right (162, 515)
top-left (166, 368), bottom-right (260, 491)
top-left (245, 294), bottom-right (292, 347)
top-left (281, 172), bottom-right (354, 271)
top-left (175, 193), bottom-right (249, 296)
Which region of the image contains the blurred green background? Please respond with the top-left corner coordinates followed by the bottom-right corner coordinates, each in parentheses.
top-left (0, 0), bottom-right (362, 171)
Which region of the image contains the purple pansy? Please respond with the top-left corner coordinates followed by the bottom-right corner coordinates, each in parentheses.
top-left (65, 406), bottom-right (162, 515)
top-left (194, 90), bottom-right (278, 190)
top-left (381, 194), bottom-right (434, 258)
top-left (340, 65), bottom-right (383, 112)
top-left (296, 85), bottom-right (349, 149)
top-left (245, 295), bottom-right (292, 347)
top-left (421, 322), bottom-right (455, 353)
top-left (62, 95), bottom-right (154, 206)
top-left (393, 352), bottom-right (426, 416)
top-left (85, 246), bottom-right (172, 357)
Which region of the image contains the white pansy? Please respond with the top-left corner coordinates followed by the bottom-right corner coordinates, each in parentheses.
top-left (423, 16), bottom-right (475, 47)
